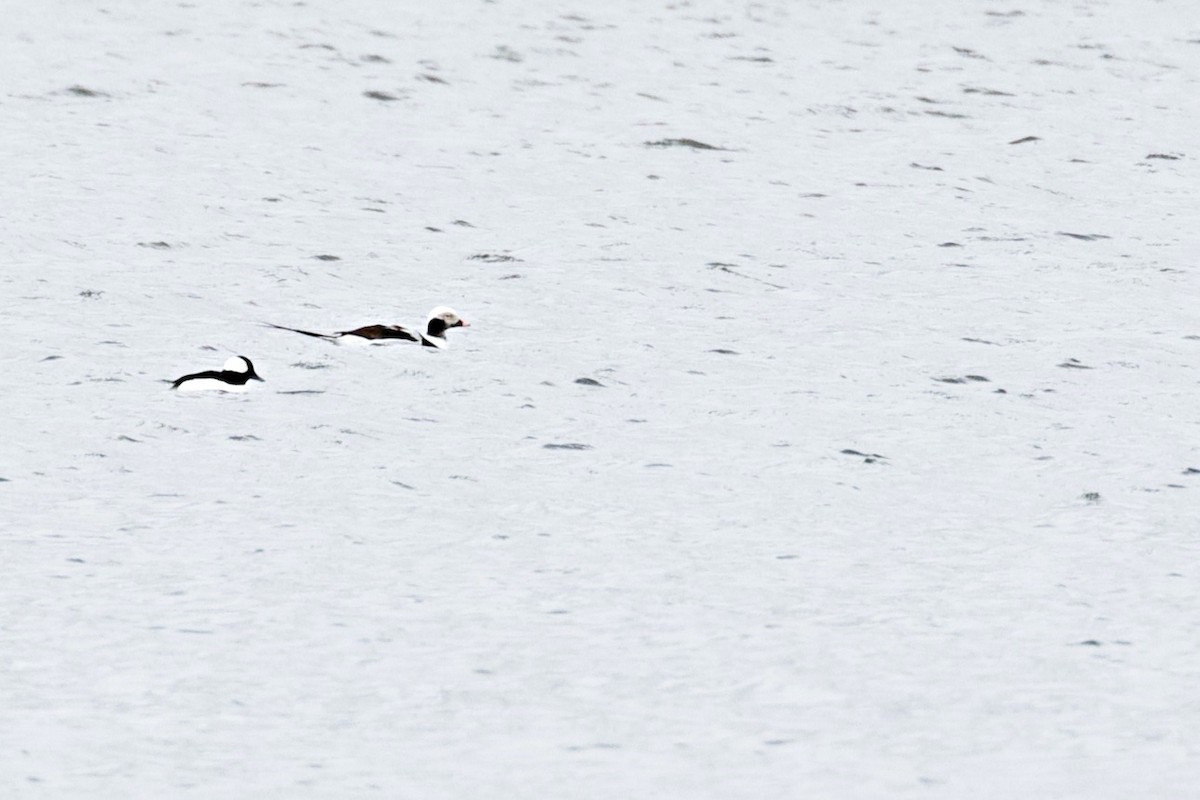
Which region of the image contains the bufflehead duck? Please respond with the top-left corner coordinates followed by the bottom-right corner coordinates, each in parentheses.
top-left (267, 306), bottom-right (469, 348)
top-left (172, 356), bottom-right (265, 392)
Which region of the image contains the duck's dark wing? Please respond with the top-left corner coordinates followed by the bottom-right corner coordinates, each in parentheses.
top-left (265, 322), bottom-right (342, 339)
top-left (340, 324), bottom-right (419, 341)
top-left (172, 369), bottom-right (224, 389)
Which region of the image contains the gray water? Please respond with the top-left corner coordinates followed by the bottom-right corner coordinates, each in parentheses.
top-left (3, 1), bottom-right (1199, 796)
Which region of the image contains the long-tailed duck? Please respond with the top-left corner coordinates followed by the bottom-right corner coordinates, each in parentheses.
top-left (267, 306), bottom-right (468, 349)
top-left (172, 355), bottom-right (265, 392)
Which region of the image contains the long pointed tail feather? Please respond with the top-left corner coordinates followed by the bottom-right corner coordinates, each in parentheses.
top-left (264, 322), bottom-right (338, 340)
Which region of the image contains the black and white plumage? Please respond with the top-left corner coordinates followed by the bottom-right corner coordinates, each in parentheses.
top-left (172, 356), bottom-right (265, 392)
top-left (267, 306), bottom-right (469, 349)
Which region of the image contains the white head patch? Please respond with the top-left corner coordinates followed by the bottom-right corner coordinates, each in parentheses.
top-left (427, 306), bottom-right (462, 326)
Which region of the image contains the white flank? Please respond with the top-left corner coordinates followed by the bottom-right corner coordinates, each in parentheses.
top-left (174, 377), bottom-right (249, 393)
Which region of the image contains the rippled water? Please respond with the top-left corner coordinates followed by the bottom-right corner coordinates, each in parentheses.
top-left (3, 1), bottom-right (1199, 796)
